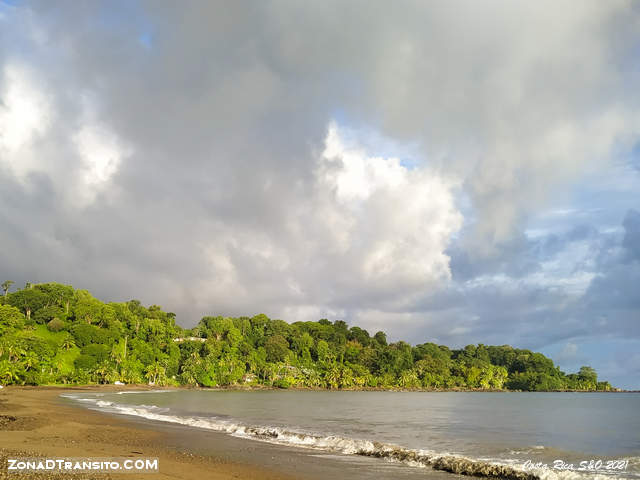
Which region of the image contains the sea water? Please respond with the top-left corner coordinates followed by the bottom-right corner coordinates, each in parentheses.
top-left (63, 390), bottom-right (640, 479)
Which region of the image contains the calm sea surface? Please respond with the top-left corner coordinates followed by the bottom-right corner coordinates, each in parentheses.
top-left (64, 390), bottom-right (640, 480)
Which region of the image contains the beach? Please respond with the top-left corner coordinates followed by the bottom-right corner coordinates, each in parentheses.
top-left (0, 386), bottom-right (296, 480)
top-left (3, 387), bottom-right (638, 480)
top-left (0, 387), bottom-right (460, 480)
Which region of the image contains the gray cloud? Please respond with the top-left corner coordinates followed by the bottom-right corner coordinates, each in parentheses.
top-left (622, 209), bottom-right (640, 261)
top-left (1, 1), bottom-right (640, 385)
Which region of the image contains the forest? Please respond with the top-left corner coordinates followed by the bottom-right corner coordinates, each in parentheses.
top-left (0, 281), bottom-right (613, 391)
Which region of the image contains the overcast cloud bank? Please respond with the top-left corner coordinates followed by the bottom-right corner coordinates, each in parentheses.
top-left (1, 0), bottom-right (639, 388)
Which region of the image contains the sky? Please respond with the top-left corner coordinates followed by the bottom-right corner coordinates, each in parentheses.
top-left (1, 0), bottom-right (639, 388)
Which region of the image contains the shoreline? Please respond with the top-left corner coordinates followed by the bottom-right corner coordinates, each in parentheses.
top-left (0, 385), bottom-right (538, 480)
top-left (0, 385), bottom-right (298, 480)
top-left (2, 383), bottom-right (632, 393)
top-left (2, 386), bottom-right (636, 480)
top-left (0, 386), bottom-right (461, 480)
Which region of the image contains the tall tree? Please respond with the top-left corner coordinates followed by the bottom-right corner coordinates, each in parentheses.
top-left (1, 280), bottom-right (14, 297)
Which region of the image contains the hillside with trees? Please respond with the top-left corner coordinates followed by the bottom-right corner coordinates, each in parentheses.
top-left (0, 282), bottom-right (613, 391)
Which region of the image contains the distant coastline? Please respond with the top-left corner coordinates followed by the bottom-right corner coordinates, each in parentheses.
top-left (1, 282), bottom-right (617, 392)
top-left (4, 383), bottom-right (634, 393)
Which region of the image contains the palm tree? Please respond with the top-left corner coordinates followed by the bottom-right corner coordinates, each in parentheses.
top-left (0, 360), bottom-right (18, 384)
top-left (264, 363), bottom-right (280, 386)
top-left (121, 365), bottom-right (141, 384)
top-left (93, 362), bottom-right (112, 384)
top-left (339, 366), bottom-right (354, 388)
top-left (325, 365), bottom-right (341, 389)
top-left (110, 343), bottom-right (125, 366)
top-left (7, 344), bottom-right (26, 362)
top-left (22, 352), bottom-right (39, 371)
top-left (54, 359), bottom-right (64, 374)
top-left (353, 375), bottom-right (366, 388)
top-left (144, 362), bottom-right (166, 385)
top-left (305, 368), bottom-right (323, 388)
top-left (1, 280), bottom-right (14, 297)
top-left (61, 335), bottom-right (75, 351)
top-left (180, 364), bottom-right (198, 386)
top-left (399, 370), bottom-right (419, 389)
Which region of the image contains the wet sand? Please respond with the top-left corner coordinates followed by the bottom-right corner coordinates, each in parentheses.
top-left (0, 386), bottom-right (298, 480)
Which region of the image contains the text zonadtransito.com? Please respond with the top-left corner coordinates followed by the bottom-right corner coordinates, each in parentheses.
top-left (7, 458), bottom-right (159, 474)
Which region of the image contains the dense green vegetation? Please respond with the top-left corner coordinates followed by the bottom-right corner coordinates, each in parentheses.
top-left (0, 282), bottom-right (614, 391)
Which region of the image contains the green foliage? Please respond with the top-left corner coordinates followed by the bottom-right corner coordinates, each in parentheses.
top-left (265, 335), bottom-right (290, 362)
top-left (273, 378), bottom-right (292, 389)
top-left (579, 366), bottom-right (598, 384)
top-left (19, 334), bottom-right (57, 358)
top-left (47, 317), bottom-right (65, 332)
top-left (6, 288), bottom-right (48, 320)
top-left (75, 354), bottom-right (98, 370)
top-left (81, 344), bottom-right (110, 363)
top-left (0, 281), bottom-right (614, 391)
top-left (71, 323), bottom-right (118, 347)
top-left (374, 331), bottom-right (387, 346)
top-left (0, 305), bottom-right (25, 334)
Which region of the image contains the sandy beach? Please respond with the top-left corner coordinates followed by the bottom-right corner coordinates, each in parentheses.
top-left (0, 386), bottom-right (296, 480)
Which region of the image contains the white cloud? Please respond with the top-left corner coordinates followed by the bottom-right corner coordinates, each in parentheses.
top-left (311, 123), bottom-right (463, 296)
top-left (0, 62), bottom-right (129, 207)
top-left (73, 123), bottom-right (130, 204)
top-left (197, 123), bottom-right (463, 316)
top-left (0, 63), bottom-right (52, 161)
top-left (322, 123), bottom-right (407, 202)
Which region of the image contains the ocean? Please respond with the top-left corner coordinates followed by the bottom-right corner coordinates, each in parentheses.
top-left (63, 390), bottom-right (640, 480)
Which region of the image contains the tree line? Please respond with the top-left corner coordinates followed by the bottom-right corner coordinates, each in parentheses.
top-left (0, 281), bottom-right (613, 391)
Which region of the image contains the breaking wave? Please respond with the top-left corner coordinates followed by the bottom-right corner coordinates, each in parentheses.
top-left (62, 394), bottom-right (637, 480)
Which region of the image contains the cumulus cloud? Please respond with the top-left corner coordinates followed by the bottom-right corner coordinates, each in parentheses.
top-left (196, 123), bottom-right (462, 319)
top-left (315, 124), bottom-right (462, 291)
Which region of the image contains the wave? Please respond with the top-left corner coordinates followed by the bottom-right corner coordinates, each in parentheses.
top-left (115, 389), bottom-right (174, 395)
top-left (64, 394), bottom-right (637, 480)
